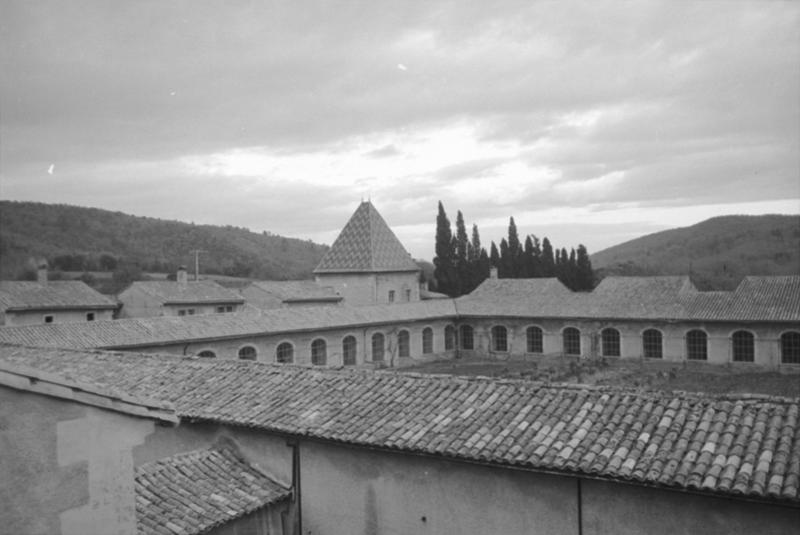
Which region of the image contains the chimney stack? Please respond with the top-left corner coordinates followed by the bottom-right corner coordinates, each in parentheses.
top-left (489, 267), bottom-right (498, 279)
top-left (37, 263), bottom-right (48, 284)
top-left (177, 266), bottom-right (188, 286)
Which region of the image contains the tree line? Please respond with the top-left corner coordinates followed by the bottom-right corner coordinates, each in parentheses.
top-left (432, 202), bottom-right (595, 297)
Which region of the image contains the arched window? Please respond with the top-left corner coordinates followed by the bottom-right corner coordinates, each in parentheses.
top-left (460, 325), bottom-right (474, 350)
top-left (444, 325), bottom-right (456, 350)
top-left (526, 326), bottom-right (543, 353)
top-left (642, 329), bottom-right (663, 359)
top-left (372, 333), bottom-right (385, 361)
top-left (342, 335), bottom-right (357, 366)
top-left (238, 346), bottom-right (257, 361)
top-left (601, 328), bottom-right (621, 357)
top-left (398, 330), bottom-right (410, 358)
top-left (491, 325), bottom-right (508, 352)
top-left (311, 338), bottom-right (327, 366)
top-left (781, 331), bottom-right (800, 364)
top-left (563, 328), bottom-right (581, 356)
top-left (732, 331), bottom-right (754, 362)
top-left (422, 327), bottom-right (434, 354)
top-left (276, 342), bottom-right (294, 364)
top-left (197, 350), bottom-right (216, 358)
top-left (686, 330), bottom-right (707, 360)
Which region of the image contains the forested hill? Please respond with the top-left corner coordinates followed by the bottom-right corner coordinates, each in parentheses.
top-left (591, 214), bottom-right (800, 290)
top-left (0, 201), bottom-right (328, 280)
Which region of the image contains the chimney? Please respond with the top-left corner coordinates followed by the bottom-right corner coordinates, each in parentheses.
top-left (177, 266), bottom-right (188, 286)
top-left (489, 267), bottom-right (498, 279)
top-left (37, 263), bottom-right (48, 284)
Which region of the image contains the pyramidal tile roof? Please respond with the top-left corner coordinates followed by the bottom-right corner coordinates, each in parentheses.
top-left (314, 202), bottom-right (419, 273)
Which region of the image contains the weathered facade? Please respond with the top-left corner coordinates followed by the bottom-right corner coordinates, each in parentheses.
top-left (0, 359), bottom-right (291, 535)
top-left (117, 268), bottom-right (244, 318)
top-left (0, 279), bottom-right (117, 326)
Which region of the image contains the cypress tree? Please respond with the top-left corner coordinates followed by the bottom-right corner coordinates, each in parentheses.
top-left (433, 202), bottom-right (457, 296)
top-left (507, 217), bottom-right (521, 277)
top-left (499, 238), bottom-right (510, 278)
top-left (523, 235), bottom-right (535, 278)
top-left (489, 241), bottom-right (500, 270)
top-left (454, 211), bottom-right (469, 295)
top-left (530, 235), bottom-right (542, 277)
top-left (575, 244), bottom-right (594, 291)
top-left (541, 237), bottom-right (555, 276)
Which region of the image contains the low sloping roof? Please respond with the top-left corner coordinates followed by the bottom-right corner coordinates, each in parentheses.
top-left (683, 276), bottom-right (800, 322)
top-left (121, 280), bottom-right (244, 305)
top-left (314, 202), bottom-right (419, 274)
top-left (0, 281), bottom-right (118, 312)
top-left (0, 300), bottom-right (458, 350)
top-left (136, 445), bottom-right (290, 535)
top-left (458, 275), bottom-right (800, 322)
top-left (3, 344), bottom-right (798, 504)
top-left (0, 359), bottom-right (176, 423)
top-left (247, 280), bottom-right (342, 303)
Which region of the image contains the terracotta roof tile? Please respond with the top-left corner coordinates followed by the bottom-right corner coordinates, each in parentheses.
top-left (121, 280), bottom-right (244, 305)
top-left (0, 300), bottom-right (458, 349)
top-left (245, 280), bottom-right (342, 303)
top-left (314, 202), bottom-right (419, 273)
top-left (3, 344), bottom-right (798, 504)
top-left (135, 444), bottom-right (290, 535)
top-left (0, 281), bottom-right (118, 311)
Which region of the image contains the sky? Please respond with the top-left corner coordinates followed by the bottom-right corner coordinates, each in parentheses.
top-left (1, 1), bottom-right (798, 261)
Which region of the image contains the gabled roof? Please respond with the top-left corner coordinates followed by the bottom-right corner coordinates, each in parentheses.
top-left (120, 280), bottom-right (244, 305)
top-left (684, 276), bottom-right (800, 322)
top-left (0, 359), bottom-right (176, 423)
top-left (247, 280), bottom-right (342, 303)
top-left (0, 281), bottom-right (118, 312)
top-left (314, 202), bottom-right (419, 274)
top-left (136, 444), bottom-right (290, 535)
top-left (3, 344), bottom-right (798, 504)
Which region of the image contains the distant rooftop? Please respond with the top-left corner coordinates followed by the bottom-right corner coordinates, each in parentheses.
top-left (0, 281), bottom-right (118, 312)
top-left (314, 201), bottom-right (419, 274)
top-left (247, 280), bottom-right (342, 303)
top-left (121, 280), bottom-right (244, 305)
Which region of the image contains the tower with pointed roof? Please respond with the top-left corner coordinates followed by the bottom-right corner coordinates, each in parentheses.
top-left (314, 201), bottom-right (420, 305)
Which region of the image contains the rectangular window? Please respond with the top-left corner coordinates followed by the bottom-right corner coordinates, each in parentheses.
top-left (178, 310), bottom-right (186, 316)
top-left (405, 289), bottom-right (411, 301)
top-left (226, 306), bottom-right (233, 312)
top-left (188, 309), bottom-right (196, 315)
top-left (86, 312), bottom-right (95, 321)
top-left (44, 315), bottom-right (54, 323)
top-left (388, 290), bottom-right (395, 303)
top-left (216, 306), bottom-right (225, 313)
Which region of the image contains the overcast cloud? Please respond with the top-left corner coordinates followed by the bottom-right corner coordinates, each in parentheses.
top-left (1, 0), bottom-right (798, 260)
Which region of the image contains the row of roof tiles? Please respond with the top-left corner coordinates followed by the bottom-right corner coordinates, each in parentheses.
top-left (0, 281), bottom-right (118, 311)
top-left (458, 275), bottom-right (800, 322)
top-left (136, 443), bottom-right (290, 535)
top-left (1, 344), bottom-right (798, 504)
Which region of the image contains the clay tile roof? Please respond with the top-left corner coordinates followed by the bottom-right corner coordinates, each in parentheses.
top-left (0, 281), bottom-right (118, 311)
top-left (135, 444), bottom-right (290, 535)
top-left (247, 280), bottom-right (342, 303)
top-left (683, 276), bottom-right (800, 322)
top-left (0, 300), bottom-right (458, 350)
top-left (122, 280), bottom-right (244, 305)
top-left (314, 202), bottom-right (419, 273)
top-left (4, 344), bottom-right (798, 505)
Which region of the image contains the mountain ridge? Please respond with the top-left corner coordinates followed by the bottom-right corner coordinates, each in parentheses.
top-left (0, 200), bottom-right (329, 281)
top-left (591, 214), bottom-right (800, 290)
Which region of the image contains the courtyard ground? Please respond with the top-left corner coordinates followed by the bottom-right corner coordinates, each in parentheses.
top-left (401, 355), bottom-right (800, 397)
